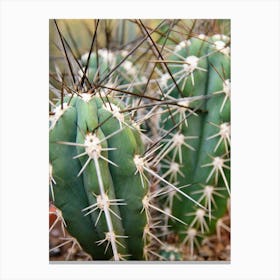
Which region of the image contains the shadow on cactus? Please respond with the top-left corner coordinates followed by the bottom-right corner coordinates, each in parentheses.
top-left (49, 19), bottom-right (230, 261)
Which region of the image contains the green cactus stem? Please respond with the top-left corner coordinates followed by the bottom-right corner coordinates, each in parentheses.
top-left (158, 34), bottom-right (231, 251)
top-left (49, 94), bottom-right (148, 260)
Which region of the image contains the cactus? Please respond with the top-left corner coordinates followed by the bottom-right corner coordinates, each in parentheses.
top-left (79, 49), bottom-right (146, 96)
top-left (49, 19), bottom-right (231, 261)
top-left (159, 245), bottom-right (183, 261)
top-left (157, 34), bottom-right (230, 254)
top-left (49, 94), bottom-right (149, 260)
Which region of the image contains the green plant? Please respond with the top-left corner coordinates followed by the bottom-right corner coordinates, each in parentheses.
top-left (159, 245), bottom-right (183, 261)
top-left (49, 19), bottom-right (231, 261)
top-left (79, 48), bottom-right (146, 94)
top-left (157, 34), bottom-right (230, 254)
top-left (49, 94), bottom-right (149, 260)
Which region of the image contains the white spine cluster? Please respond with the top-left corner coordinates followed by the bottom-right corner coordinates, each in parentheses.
top-left (49, 103), bottom-right (69, 130)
